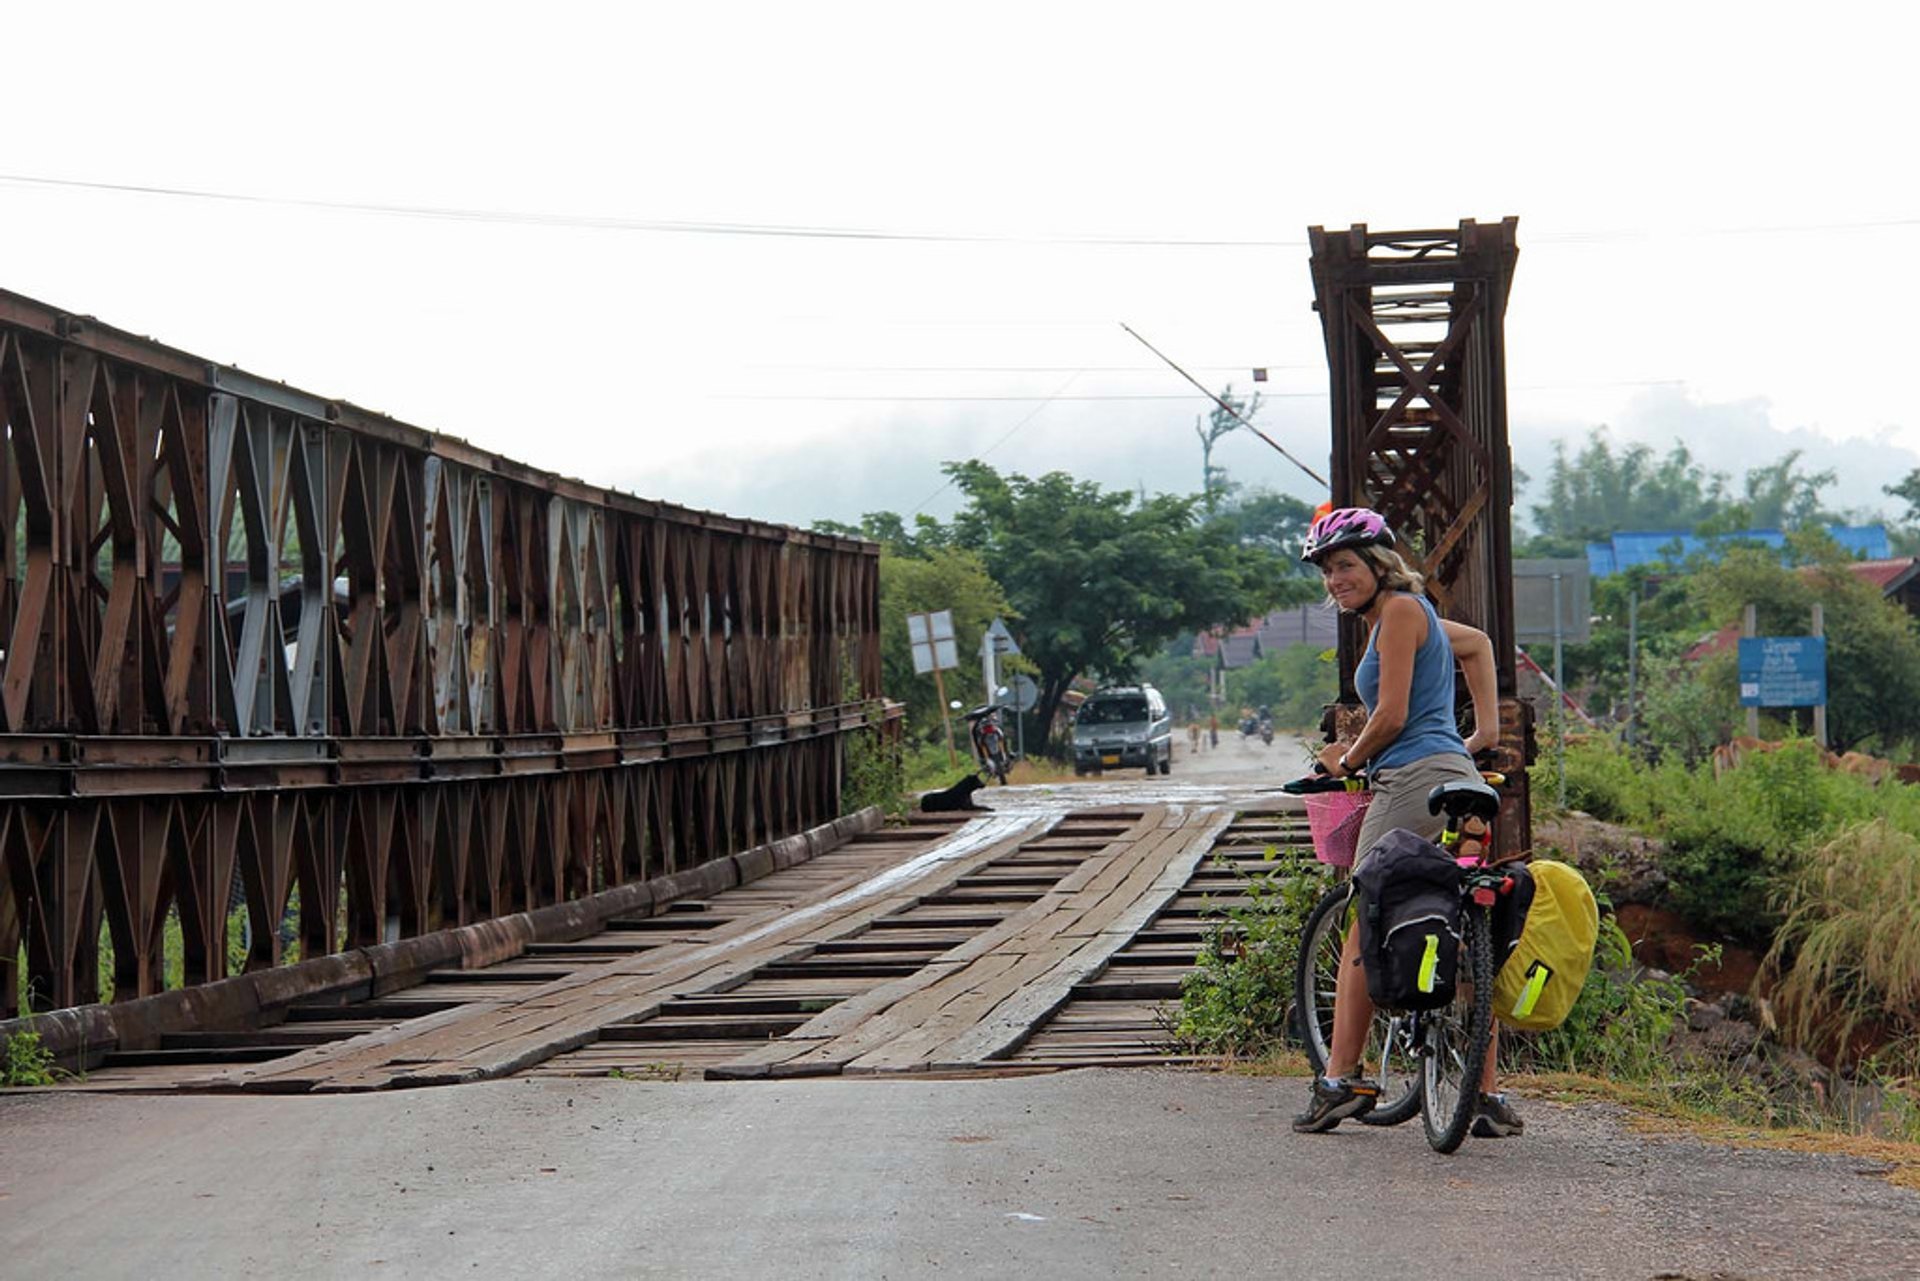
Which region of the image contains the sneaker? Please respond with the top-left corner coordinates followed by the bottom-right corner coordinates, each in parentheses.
top-left (1471, 1091), bottom-right (1525, 1138)
top-left (1291, 1075), bottom-right (1380, 1134)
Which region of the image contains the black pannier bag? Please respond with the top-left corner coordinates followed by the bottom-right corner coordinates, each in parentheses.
top-left (1488, 861), bottom-right (1537, 973)
top-left (1353, 828), bottom-right (1465, 1011)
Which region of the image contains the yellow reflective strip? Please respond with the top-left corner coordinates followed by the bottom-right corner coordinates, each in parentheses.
top-left (1513, 962), bottom-right (1550, 1018)
top-left (1417, 934), bottom-right (1440, 993)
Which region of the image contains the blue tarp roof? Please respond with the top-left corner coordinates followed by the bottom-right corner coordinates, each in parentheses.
top-left (1585, 525), bottom-right (1890, 577)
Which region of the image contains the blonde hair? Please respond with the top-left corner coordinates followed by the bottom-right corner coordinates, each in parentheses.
top-left (1355, 543), bottom-right (1425, 595)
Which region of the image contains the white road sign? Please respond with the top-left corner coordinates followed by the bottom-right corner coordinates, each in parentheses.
top-left (907, 609), bottom-right (958, 674)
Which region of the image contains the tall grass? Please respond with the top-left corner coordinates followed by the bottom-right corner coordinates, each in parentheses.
top-left (1764, 819), bottom-right (1920, 1065)
top-left (1546, 735), bottom-right (1917, 942)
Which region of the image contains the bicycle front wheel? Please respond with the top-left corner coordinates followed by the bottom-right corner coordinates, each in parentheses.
top-left (1420, 901), bottom-right (1495, 1154)
top-left (1293, 884), bottom-right (1420, 1125)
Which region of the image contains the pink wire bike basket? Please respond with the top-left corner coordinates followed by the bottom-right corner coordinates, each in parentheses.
top-left (1303, 790), bottom-right (1373, 868)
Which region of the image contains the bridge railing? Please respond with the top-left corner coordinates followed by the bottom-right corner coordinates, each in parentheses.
top-left (0, 288), bottom-right (885, 1015)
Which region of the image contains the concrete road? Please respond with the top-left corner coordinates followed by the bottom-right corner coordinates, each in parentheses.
top-left (984, 728), bottom-right (1316, 815)
top-left (4, 1070), bottom-right (1915, 1279)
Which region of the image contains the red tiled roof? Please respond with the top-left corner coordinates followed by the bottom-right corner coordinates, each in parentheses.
top-left (1684, 623), bottom-right (1741, 663)
top-left (1849, 558), bottom-right (1920, 591)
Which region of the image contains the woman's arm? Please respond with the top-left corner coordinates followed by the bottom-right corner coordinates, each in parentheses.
top-left (1441, 619), bottom-right (1501, 755)
top-left (1317, 595), bottom-right (1423, 775)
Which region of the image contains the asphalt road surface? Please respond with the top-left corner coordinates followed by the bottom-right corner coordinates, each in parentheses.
top-left (4, 1070), bottom-right (1916, 1279)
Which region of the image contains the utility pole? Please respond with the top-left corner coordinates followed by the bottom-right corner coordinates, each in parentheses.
top-left (1625, 590), bottom-right (1639, 748)
top-left (1811, 603), bottom-right (1827, 749)
top-left (1744, 603), bottom-right (1760, 738)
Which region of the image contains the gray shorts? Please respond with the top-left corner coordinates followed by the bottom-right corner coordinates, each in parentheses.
top-left (1353, 751), bottom-right (1481, 871)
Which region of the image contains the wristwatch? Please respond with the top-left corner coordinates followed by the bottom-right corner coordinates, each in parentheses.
top-left (1338, 753), bottom-right (1353, 775)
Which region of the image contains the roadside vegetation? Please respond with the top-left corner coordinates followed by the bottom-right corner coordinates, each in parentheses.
top-left (2, 1023), bottom-right (59, 1087)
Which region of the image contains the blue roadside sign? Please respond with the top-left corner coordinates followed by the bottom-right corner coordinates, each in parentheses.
top-left (1737, 637), bottom-right (1827, 708)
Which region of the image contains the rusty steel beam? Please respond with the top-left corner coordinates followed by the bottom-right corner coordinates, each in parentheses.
top-left (0, 287), bottom-right (889, 1015)
top-left (1307, 220), bottom-right (1536, 854)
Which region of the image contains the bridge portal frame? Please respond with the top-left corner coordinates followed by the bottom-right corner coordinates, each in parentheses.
top-left (1308, 219), bottom-right (1535, 854)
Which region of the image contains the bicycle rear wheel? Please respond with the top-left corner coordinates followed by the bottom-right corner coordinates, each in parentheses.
top-left (1294, 884), bottom-right (1420, 1125)
top-left (1420, 902), bottom-right (1495, 1154)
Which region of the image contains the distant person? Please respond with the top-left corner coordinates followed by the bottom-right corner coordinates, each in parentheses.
top-left (1208, 712), bottom-right (1219, 748)
top-left (1289, 506), bottom-right (1505, 1137)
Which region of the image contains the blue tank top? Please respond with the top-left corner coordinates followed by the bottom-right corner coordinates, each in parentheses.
top-left (1354, 593), bottom-right (1469, 771)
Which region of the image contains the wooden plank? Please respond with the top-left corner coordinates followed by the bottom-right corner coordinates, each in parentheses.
top-left (706, 808), bottom-right (1167, 1078)
top-left (223, 812), bottom-right (1059, 1090)
top-left (924, 807), bottom-right (1230, 1068)
top-left (709, 806), bottom-right (1230, 1079)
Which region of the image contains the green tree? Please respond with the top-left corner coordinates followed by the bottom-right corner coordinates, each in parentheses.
top-left (1889, 468), bottom-right (1920, 525)
top-left (1138, 642), bottom-right (1215, 722)
top-left (1638, 650), bottom-right (1739, 766)
top-left (1885, 468), bottom-right (1920, 556)
top-left (944, 461), bottom-right (1299, 751)
top-left (1222, 644), bottom-right (1338, 734)
top-left (876, 547), bottom-right (1013, 743)
top-left (812, 512), bottom-right (950, 558)
top-left (1203, 485), bottom-right (1318, 564)
top-left (1692, 537), bottom-right (1920, 753)
top-left (1527, 434), bottom-right (1729, 548)
top-left (1693, 449), bottom-right (1841, 536)
top-left (1546, 567), bottom-right (1711, 730)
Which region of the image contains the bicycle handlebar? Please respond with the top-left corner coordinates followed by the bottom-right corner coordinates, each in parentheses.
top-left (1280, 764), bottom-right (1508, 795)
top-left (1279, 772), bottom-right (1367, 795)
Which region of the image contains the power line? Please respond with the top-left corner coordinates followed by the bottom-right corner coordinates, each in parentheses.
top-left (10, 170), bottom-right (1917, 246)
top-left (744, 363), bottom-right (1311, 374)
top-left (907, 371), bottom-right (1085, 515)
top-left (1120, 323), bottom-right (1327, 489)
top-left (717, 392), bottom-right (1326, 402)
top-left (0, 172), bottom-right (1307, 247)
top-left (717, 378), bottom-right (1688, 403)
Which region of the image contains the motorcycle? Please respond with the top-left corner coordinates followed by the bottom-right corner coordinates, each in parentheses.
top-left (964, 704), bottom-right (1014, 784)
top-left (1258, 716), bottom-right (1274, 746)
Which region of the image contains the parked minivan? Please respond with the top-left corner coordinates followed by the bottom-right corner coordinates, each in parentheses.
top-left (1071, 684), bottom-right (1173, 776)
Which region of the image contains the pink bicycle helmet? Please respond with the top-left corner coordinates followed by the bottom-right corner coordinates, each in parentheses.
top-left (1300, 506), bottom-right (1395, 564)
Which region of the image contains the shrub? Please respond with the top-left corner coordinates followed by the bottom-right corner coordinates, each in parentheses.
top-left (842, 721), bottom-right (909, 817)
top-left (1639, 650), bottom-right (1740, 768)
top-left (1168, 856), bottom-right (1325, 1056)
top-left (2, 1026), bottom-right (58, 1087)
top-left (1657, 739), bottom-right (1883, 942)
top-left (1557, 733), bottom-right (1657, 827)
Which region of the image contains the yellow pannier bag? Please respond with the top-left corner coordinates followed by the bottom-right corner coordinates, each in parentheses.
top-left (1493, 859), bottom-right (1600, 1032)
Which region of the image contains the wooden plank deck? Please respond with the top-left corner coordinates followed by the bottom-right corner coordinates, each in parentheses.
top-left (705, 804), bottom-right (1232, 1078)
top-left (191, 812), bottom-right (1060, 1092)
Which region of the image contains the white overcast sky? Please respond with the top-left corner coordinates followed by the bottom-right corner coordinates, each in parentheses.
top-left (6, 2), bottom-right (1918, 532)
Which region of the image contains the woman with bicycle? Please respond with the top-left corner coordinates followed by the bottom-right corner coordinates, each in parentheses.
top-left (1290, 506), bottom-right (1518, 1137)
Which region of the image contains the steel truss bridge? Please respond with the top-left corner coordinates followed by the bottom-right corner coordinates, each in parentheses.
top-left (0, 288), bottom-right (883, 1019)
top-left (0, 216), bottom-right (1533, 1083)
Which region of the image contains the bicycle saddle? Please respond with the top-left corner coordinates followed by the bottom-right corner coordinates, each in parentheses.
top-left (1426, 778), bottom-right (1502, 821)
